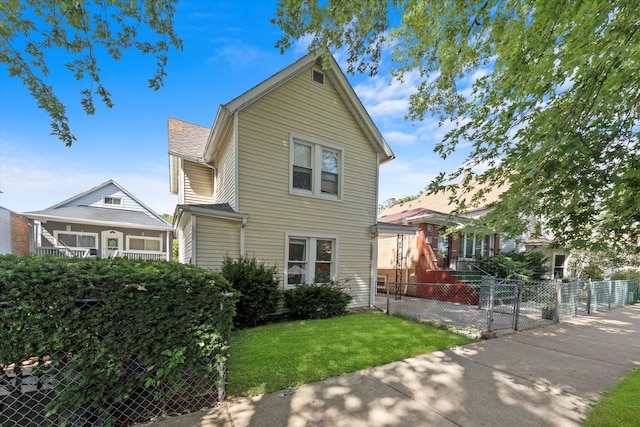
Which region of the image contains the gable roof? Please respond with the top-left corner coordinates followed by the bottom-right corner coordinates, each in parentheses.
top-left (381, 178), bottom-right (507, 219)
top-left (168, 118), bottom-right (210, 163)
top-left (23, 180), bottom-right (171, 230)
top-left (24, 206), bottom-right (170, 229)
top-left (166, 51), bottom-right (394, 167)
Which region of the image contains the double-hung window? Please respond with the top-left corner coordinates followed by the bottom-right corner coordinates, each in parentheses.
top-left (286, 236), bottom-right (336, 288)
top-left (291, 139), bottom-right (342, 199)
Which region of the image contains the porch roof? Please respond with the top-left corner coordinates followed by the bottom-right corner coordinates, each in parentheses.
top-left (23, 206), bottom-right (172, 231)
top-left (372, 222), bottom-right (418, 237)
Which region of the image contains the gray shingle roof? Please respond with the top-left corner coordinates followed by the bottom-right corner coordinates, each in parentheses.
top-left (24, 206), bottom-right (171, 229)
top-left (168, 118), bottom-right (210, 161)
top-left (176, 203), bottom-right (236, 213)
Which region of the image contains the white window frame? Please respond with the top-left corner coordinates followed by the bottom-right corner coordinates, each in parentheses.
top-left (53, 230), bottom-right (99, 248)
top-left (103, 196), bottom-right (122, 206)
top-left (290, 136), bottom-right (343, 201)
top-left (284, 233), bottom-right (338, 289)
top-left (126, 235), bottom-right (163, 252)
top-left (461, 233), bottom-right (495, 259)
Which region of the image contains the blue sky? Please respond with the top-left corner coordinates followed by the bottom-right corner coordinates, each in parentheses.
top-left (0, 0), bottom-right (471, 215)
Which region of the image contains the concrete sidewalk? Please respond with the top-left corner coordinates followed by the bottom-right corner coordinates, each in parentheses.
top-left (140, 304), bottom-right (640, 427)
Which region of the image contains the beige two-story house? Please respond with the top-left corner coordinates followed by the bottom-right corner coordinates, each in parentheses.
top-left (168, 51), bottom-right (395, 307)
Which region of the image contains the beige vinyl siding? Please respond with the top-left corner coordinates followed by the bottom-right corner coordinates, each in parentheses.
top-left (180, 215), bottom-right (193, 264)
top-left (194, 216), bottom-right (241, 271)
top-left (236, 65), bottom-right (379, 307)
top-left (215, 131), bottom-right (237, 209)
top-left (183, 160), bottom-right (213, 204)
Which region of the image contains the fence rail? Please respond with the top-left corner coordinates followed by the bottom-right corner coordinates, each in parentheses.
top-left (379, 278), bottom-right (634, 338)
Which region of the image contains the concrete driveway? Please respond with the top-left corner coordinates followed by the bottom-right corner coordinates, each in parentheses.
top-left (137, 304), bottom-right (640, 427)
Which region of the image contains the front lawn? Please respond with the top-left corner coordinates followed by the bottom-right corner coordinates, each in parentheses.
top-left (226, 310), bottom-right (474, 396)
top-left (583, 367), bottom-right (640, 426)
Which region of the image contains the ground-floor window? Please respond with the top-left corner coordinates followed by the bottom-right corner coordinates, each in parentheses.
top-left (460, 233), bottom-right (496, 258)
top-left (53, 231), bottom-right (98, 248)
top-left (127, 236), bottom-right (162, 251)
top-left (553, 254), bottom-right (566, 279)
top-left (286, 235), bottom-right (336, 288)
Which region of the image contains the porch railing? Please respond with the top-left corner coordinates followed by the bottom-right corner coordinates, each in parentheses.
top-left (34, 247), bottom-right (167, 261)
top-left (120, 251), bottom-right (167, 261)
top-left (35, 247), bottom-right (91, 258)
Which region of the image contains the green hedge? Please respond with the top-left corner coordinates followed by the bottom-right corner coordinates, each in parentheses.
top-left (221, 256), bottom-right (281, 328)
top-left (0, 255), bottom-right (237, 425)
top-left (283, 280), bottom-right (353, 319)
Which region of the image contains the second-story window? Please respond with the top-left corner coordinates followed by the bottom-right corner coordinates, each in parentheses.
top-left (291, 139), bottom-right (342, 199)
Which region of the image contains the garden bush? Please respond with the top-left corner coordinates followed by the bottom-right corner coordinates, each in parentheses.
top-left (0, 255), bottom-right (236, 426)
top-left (221, 256), bottom-right (281, 328)
top-left (283, 279), bottom-right (352, 319)
top-left (475, 251), bottom-right (547, 280)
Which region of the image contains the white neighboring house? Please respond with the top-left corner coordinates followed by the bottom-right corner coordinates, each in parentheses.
top-left (23, 180), bottom-right (173, 260)
top-left (168, 51), bottom-right (397, 307)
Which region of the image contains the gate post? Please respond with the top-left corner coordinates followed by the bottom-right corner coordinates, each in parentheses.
top-left (487, 277), bottom-right (495, 332)
top-left (386, 282), bottom-right (390, 316)
top-left (513, 282), bottom-right (521, 331)
top-left (587, 279), bottom-right (592, 315)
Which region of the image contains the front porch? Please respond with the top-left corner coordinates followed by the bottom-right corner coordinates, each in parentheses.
top-left (34, 246), bottom-right (169, 261)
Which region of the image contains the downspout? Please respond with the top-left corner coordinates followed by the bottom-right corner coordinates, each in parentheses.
top-left (240, 217), bottom-right (247, 256)
top-left (370, 226), bottom-right (379, 307)
top-left (165, 232), bottom-right (171, 261)
top-left (191, 215), bottom-right (197, 266)
top-left (371, 151), bottom-right (381, 307)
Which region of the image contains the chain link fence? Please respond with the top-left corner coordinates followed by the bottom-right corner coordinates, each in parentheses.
top-left (1, 299), bottom-right (227, 427)
top-left (379, 278), bottom-right (633, 338)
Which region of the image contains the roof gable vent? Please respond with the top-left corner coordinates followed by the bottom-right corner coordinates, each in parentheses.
top-left (312, 69), bottom-right (325, 85)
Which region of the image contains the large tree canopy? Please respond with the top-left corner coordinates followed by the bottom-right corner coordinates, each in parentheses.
top-left (273, 0), bottom-right (640, 254)
top-left (0, 0), bottom-right (182, 146)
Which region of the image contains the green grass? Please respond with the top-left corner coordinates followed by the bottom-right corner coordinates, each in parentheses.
top-left (583, 367), bottom-right (640, 427)
top-left (226, 310), bottom-right (474, 396)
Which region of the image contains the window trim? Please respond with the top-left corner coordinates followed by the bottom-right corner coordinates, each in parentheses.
top-left (126, 235), bottom-right (163, 252)
top-left (103, 196), bottom-right (123, 206)
top-left (289, 135), bottom-right (343, 201)
top-left (284, 232), bottom-right (339, 289)
top-left (460, 233), bottom-right (496, 259)
top-left (53, 230), bottom-right (99, 249)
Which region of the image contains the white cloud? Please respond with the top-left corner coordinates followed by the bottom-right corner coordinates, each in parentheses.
top-left (378, 159), bottom-right (436, 201)
top-left (383, 131), bottom-right (417, 146)
top-left (0, 139), bottom-right (176, 215)
top-left (209, 38), bottom-right (261, 69)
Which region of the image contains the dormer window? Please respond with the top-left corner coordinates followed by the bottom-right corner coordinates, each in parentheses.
top-left (104, 196), bottom-right (122, 206)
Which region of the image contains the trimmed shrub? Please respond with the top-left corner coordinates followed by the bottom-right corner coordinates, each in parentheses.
top-left (476, 251), bottom-right (547, 280)
top-left (283, 280), bottom-right (352, 319)
top-left (0, 254), bottom-right (236, 426)
top-left (221, 256), bottom-right (281, 328)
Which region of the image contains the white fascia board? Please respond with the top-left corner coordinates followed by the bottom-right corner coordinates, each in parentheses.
top-left (203, 106), bottom-right (233, 164)
top-left (372, 222), bottom-right (419, 236)
top-left (324, 54), bottom-right (395, 163)
top-left (177, 205), bottom-right (248, 222)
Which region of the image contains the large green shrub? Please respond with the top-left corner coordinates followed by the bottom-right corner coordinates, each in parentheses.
top-left (611, 269), bottom-right (640, 290)
top-left (0, 255), bottom-right (236, 426)
top-left (283, 280), bottom-right (352, 319)
top-left (475, 251), bottom-right (547, 280)
top-left (221, 256), bottom-right (281, 328)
